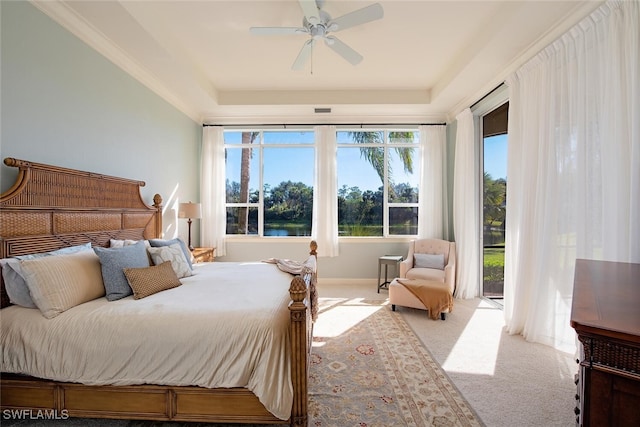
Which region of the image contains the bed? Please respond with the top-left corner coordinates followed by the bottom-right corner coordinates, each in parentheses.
top-left (0, 157), bottom-right (314, 426)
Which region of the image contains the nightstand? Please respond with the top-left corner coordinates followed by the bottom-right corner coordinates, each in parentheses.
top-left (191, 247), bottom-right (215, 263)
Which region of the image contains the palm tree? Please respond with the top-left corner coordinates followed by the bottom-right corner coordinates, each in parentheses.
top-left (238, 132), bottom-right (258, 233)
top-left (348, 131), bottom-right (415, 199)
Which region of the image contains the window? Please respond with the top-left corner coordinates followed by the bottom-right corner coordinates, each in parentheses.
top-left (337, 130), bottom-right (420, 236)
top-left (224, 130), bottom-right (314, 236)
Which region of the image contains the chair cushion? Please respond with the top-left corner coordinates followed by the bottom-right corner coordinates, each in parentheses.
top-left (414, 253), bottom-right (445, 269)
top-left (406, 267), bottom-right (445, 282)
top-left (413, 239), bottom-right (451, 264)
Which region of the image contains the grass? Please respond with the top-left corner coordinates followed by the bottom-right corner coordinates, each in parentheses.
top-left (483, 246), bottom-right (505, 296)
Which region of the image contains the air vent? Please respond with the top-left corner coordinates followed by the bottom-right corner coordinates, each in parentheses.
top-left (314, 108), bottom-right (332, 114)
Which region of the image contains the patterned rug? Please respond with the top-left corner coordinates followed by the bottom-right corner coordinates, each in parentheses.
top-left (308, 298), bottom-right (483, 427)
top-left (3, 299), bottom-right (482, 427)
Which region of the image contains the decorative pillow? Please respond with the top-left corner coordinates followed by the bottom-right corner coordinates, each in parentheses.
top-left (0, 258), bottom-right (37, 308)
top-left (147, 243), bottom-right (193, 279)
top-left (148, 238), bottom-right (193, 269)
top-left (93, 240), bottom-right (150, 301)
top-left (123, 261), bottom-right (182, 299)
top-left (0, 243), bottom-right (93, 309)
top-left (414, 253), bottom-right (445, 270)
top-left (19, 251), bottom-right (105, 319)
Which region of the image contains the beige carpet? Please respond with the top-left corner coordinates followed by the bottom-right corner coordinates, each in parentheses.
top-left (321, 282), bottom-right (578, 427)
top-left (400, 298), bottom-right (578, 427)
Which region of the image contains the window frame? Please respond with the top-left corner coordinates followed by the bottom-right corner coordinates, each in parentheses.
top-left (222, 126), bottom-right (421, 240)
top-left (223, 129), bottom-right (314, 238)
top-left (337, 128), bottom-right (420, 238)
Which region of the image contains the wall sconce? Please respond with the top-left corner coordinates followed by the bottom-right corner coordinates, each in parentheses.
top-left (178, 202), bottom-right (202, 251)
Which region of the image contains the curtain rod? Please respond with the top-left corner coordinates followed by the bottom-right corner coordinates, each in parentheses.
top-left (203, 122), bottom-right (446, 128)
top-left (469, 82), bottom-right (506, 110)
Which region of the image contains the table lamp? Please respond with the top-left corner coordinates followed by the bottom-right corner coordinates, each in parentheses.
top-left (178, 202), bottom-right (202, 251)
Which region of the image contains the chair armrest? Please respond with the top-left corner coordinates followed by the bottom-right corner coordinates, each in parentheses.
top-left (444, 264), bottom-right (456, 293)
top-left (399, 258), bottom-right (413, 278)
top-left (444, 243), bottom-right (456, 293)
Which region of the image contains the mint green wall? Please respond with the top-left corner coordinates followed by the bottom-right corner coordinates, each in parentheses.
top-left (0, 1), bottom-right (201, 242)
top-left (446, 120), bottom-right (457, 242)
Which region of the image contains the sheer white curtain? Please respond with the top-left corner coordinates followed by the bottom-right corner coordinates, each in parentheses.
top-left (312, 125), bottom-right (339, 257)
top-left (453, 109), bottom-right (480, 299)
top-left (418, 125), bottom-right (448, 239)
top-left (200, 126), bottom-right (227, 256)
top-left (504, 0), bottom-right (639, 353)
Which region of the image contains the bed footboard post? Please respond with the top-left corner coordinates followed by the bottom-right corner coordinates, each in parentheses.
top-left (289, 275), bottom-right (309, 427)
top-left (152, 194), bottom-right (163, 238)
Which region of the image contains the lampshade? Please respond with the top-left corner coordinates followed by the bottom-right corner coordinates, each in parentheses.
top-left (178, 202), bottom-right (202, 219)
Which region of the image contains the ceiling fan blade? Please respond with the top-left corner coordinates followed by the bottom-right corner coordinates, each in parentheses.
top-left (328, 3), bottom-right (384, 32)
top-left (324, 36), bottom-right (363, 65)
top-left (292, 39), bottom-right (315, 70)
top-left (298, 0), bottom-right (320, 25)
top-left (250, 27), bottom-right (306, 36)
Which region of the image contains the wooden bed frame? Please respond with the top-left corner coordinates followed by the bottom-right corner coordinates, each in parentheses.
top-left (0, 157), bottom-right (312, 426)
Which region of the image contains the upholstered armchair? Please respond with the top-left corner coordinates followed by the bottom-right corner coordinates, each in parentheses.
top-left (399, 238), bottom-right (456, 294)
top-left (389, 238), bottom-right (456, 319)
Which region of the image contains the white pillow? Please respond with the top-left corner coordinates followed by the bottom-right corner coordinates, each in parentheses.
top-left (147, 243), bottom-right (193, 279)
top-left (414, 253), bottom-right (445, 270)
top-left (14, 242), bottom-right (92, 260)
top-left (20, 251), bottom-right (105, 319)
top-left (110, 239), bottom-right (151, 248)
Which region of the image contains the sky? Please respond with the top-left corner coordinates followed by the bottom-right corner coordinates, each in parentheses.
top-left (225, 131), bottom-right (508, 192)
top-left (484, 134), bottom-right (508, 180)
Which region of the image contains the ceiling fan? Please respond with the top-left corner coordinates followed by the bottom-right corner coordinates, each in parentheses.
top-left (250, 0), bottom-right (384, 70)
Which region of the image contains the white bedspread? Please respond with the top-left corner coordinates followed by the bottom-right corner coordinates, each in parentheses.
top-left (0, 262), bottom-right (295, 420)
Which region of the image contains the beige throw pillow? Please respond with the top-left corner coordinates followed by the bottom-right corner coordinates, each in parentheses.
top-left (20, 251), bottom-right (105, 319)
top-left (123, 261), bottom-right (182, 299)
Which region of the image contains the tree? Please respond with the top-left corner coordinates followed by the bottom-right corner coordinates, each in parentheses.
top-left (238, 132), bottom-right (258, 233)
top-left (483, 172), bottom-right (506, 242)
top-left (348, 131), bottom-right (415, 200)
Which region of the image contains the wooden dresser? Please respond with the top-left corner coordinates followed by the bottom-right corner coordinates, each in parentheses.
top-left (570, 259), bottom-right (640, 427)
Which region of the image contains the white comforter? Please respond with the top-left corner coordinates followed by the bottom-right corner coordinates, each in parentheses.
top-left (0, 262), bottom-right (295, 420)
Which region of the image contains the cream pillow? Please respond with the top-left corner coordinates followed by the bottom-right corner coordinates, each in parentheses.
top-left (147, 243), bottom-right (193, 279)
top-left (20, 251), bottom-right (105, 319)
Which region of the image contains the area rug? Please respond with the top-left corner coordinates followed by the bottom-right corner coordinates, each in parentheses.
top-left (308, 298), bottom-right (483, 427)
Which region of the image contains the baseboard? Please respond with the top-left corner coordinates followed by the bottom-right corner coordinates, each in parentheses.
top-left (317, 278), bottom-right (378, 287)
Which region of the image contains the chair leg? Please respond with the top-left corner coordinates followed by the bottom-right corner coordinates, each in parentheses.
top-left (391, 304), bottom-right (396, 311)
top-left (440, 312), bottom-right (446, 320)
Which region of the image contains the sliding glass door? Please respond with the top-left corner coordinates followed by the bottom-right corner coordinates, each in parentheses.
top-left (482, 103), bottom-right (508, 301)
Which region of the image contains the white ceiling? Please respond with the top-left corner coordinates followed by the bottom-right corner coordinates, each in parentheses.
top-left (33, 0), bottom-right (603, 124)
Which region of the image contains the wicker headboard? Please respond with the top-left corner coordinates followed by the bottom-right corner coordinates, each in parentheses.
top-left (0, 157), bottom-right (163, 307)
